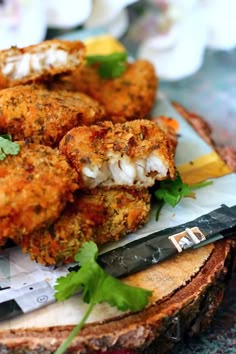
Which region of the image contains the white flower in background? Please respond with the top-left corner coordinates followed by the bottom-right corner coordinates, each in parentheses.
top-left (45, 0), bottom-right (138, 38)
top-left (0, 0), bottom-right (46, 50)
top-left (45, 0), bottom-right (92, 29)
top-left (203, 0), bottom-right (236, 50)
top-left (1, 0), bottom-right (235, 79)
top-left (137, 0), bottom-right (236, 80)
top-left (0, 0), bottom-right (138, 50)
top-left (84, 0), bottom-right (138, 38)
top-left (138, 0), bottom-right (207, 80)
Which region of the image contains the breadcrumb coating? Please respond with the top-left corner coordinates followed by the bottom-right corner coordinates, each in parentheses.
top-left (55, 59), bottom-right (158, 123)
top-left (0, 84), bottom-right (106, 146)
top-left (0, 39), bottom-right (85, 88)
top-left (0, 142), bottom-right (78, 244)
top-left (60, 119), bottom-right (176, 189)
top-left (19, 187), bottom-right (151, 265)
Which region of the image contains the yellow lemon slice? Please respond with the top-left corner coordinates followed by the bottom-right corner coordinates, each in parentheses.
top-left (84, 34), bottom-right (126, 55)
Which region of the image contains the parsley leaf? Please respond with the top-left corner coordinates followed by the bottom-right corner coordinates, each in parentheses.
top-left (86, 52), bottom-right (128, 79)
top-left (154, 171), bottom-right (213, 220)
top-left (0, 135), bottom-right (20, 160)
top-left (0, 133), bottom-right (12, 140)
top-left (54, 241), bottom-right (152, 354)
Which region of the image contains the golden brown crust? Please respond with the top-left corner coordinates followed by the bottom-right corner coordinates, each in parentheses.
top-left (153, 116), bottom-right (178, 155)
top-left (0, 142), bottom-right (78, 243)
top-left (19, 187), bottom-right (151, 265)
top-left (0, 84), bottom-right (106, 147)
top-left (59, 119), bottom-right (176, 188)
top-left (0, 39), bottom-right (85, 87)
top-left (65, 59), bottom-right (158, 123)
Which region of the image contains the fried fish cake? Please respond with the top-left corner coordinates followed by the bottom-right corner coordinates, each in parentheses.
top-left (0, 84), bottom-right (106, 147)
top-left (0, 39), bottom-right (85, 88)
top-left (65, 59), bottom-right (158, 123)
top-left (0, 142), bottom-right (78, 244)
top-left (19, 187), bottom-right (151, 265)
top-left (59, 119), bottom-right (176, 189)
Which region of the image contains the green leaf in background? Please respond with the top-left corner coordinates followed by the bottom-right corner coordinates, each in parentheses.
top-left (86, 52), bottom-right (128, 79)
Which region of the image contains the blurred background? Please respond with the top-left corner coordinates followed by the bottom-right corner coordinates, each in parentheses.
top-left (0, 0), bottom-right (236, 148)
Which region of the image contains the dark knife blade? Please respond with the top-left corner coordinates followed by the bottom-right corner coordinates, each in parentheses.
top-left (1, 205), bottom-right (235, 322)
top-left (98, 204), bottom-right (236, 278)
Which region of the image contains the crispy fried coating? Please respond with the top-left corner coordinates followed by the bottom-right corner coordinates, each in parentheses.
top-left (62, 59), bottom-right (158, 123)
top-left (153, 116), bottom-right (178, 155)
top-left (19, 187), bottom-right (151, 265)
top-left (0, 84), bottom-right (106, 147)
top-left (0, 39), bottom-right (85, 88)
top-left (59, 119), bottom-right (176, 189)
top-left (0, 142), bottom-right (78, 244)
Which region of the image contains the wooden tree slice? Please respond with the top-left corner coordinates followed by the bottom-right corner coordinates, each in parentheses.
top-left (0, 240), bottom-right (234, 353)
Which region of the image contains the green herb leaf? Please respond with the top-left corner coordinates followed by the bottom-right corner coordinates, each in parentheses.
top-left (0, 133), bottom-right (12, 141)
top-left (86, 52), bottom-right (128, 79)
top-left (74, 241), bottom-right (98, 265)
top-left (154, 171), bottom-right (213, 220)
top-left (155, 200), bottom-right (165, 221)
top-left (54, 241), bottom-right (152, 354)
top-left (0, 135), bottom-right (20, 160)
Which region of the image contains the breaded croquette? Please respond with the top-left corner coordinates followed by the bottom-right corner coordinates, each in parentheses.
top-left (0, 39), bottom-right (85, 88)
top-left (19, 187), bottom-right (151, 265)
top-left (0, 84), bottom-right (106, 147)
top-left (59, 119), bottom-right (176, 189)
top-left (0, 142), bottom-right (78, 244)
top-left (64, 59), bottom-right (158, 123)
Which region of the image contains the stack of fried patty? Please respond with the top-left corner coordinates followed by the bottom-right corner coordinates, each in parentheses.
top-left (0, 39), bottom-right (176, 265)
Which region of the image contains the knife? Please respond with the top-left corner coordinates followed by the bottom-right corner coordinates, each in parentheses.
top-left (1, 204), bottom-right (236, 322)
top-left (98, 204), bottom-right (236, 278)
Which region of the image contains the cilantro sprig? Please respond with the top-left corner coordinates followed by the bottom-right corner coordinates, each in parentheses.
top-left (0, 134), bottom-right (20, 160)
top-left (86, 52), bottom-right (128, 79)
top-left (154, 171), bottom-right (213, 220)
top-left (54, 241), bottom-right (152, 354)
